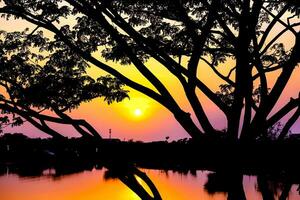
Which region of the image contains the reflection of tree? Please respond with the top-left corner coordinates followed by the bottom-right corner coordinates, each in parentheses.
top-left (1, 160), bottom-right (162, 199)
top-left (3, 161), bottom-right (300, 200)
top-left (257, 176), bottom-right (276, 200)
top-left (205, 172), bottom-right (295, 200)
top-left (279, 183), bottom-right (292, 200)
top-left (104, 164), bottom-right (162, 200)
top-left (257, 176), bottom-right (293, 200)
top-left (0, 0), bottom-right (299, 141)
top-left (204, 172), bottom-right (246, 200)
top-left (11, 160), bottom-right (164, 200)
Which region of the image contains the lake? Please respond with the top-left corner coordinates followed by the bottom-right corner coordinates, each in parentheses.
top-left (0, 167), bottom-right (299, 200)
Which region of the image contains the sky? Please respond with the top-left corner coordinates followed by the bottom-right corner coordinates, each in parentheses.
top-left (1, 10), bottom-right (300, 141)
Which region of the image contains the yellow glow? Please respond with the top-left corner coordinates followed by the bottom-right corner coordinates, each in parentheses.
top-left (134, 108), bottom-right (142, 117)
top-left (134, 175), bottom-right (154, 198)
top-left (118, 95), bottom-right (155, 121)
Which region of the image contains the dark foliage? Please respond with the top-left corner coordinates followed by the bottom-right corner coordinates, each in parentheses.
top-left (0, 0), bottom-right (299, 141)
top-left (0, 29), bottom-right (128, 137)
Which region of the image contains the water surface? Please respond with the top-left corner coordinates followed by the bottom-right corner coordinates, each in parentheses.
top-left (0, 167), bottom-right (299, 200)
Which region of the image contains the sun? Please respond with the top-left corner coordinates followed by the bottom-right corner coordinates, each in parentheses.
top-left (134, 108), bottom-right (143, 117)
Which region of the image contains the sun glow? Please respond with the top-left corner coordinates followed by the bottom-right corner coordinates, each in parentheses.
top-left (117, 94), bottom-right (157, 121)
top-left (134, 108), bottom-right (142, 117)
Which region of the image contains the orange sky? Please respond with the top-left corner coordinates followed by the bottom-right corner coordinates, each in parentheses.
top-left (4, 61), bottom-right (300, 141)
top-left (1, 12), bottom-right (300, 141)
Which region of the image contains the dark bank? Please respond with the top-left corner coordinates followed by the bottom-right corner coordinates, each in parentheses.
top-left (1, 133), bottom-right (300, 177)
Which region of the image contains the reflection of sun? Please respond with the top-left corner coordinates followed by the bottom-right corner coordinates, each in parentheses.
top-left (134, 108), bottom-right (142, 117)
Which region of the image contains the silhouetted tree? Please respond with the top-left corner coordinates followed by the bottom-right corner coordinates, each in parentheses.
top-left (0, 30), bottom-right (128, 138)
top-left (0, 0), bottom-right (299, 141)
top-left (205, 172), bottom-right (246, 200)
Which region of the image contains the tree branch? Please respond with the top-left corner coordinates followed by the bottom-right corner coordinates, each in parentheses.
top-left (262, 6), bottom-right (297, 36)
top-left (200, 57), bottom-right (235, 85)
top-left (267, 96), bottom-right (300, 128)
top-left (250, 31), bottom-right (300, 139)
top-left (260, 22), bottom-right (300, 56)
top-left (258, 5), bottom-right (289, 50)
top-left (279, 107), bottom-right (300, 140)
top-left (101, 2), bottom-right (230, 116)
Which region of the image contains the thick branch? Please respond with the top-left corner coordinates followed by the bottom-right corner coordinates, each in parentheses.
top-left (250, 31), bottom-right (300, 139)
top-left (251, 9), bottom-right (268, 106)
top-left (201, 57), bottom-right (235, 85)
top-left (264, 32), bottom-right (300, 117)
top-left (0, 5), bottom-right (165, 109)
top-left (279, 107), bottom-right (300, 140)
top-left (267, 96), bottom-right (300, 128)
top-left (258, 5), bottom-right (289, 50)
top-left (262, 6), bottom-right (297, 36)
top-left (52, 107), bottom-right (99, 139)
top-left (0, 103), bottom-right (64, 138)
top-left (260, 22), bottom-right (300, 56)
top-left (201, 1), bottom-right (237, 44)
top-left (39, 119), bottom-right (65, 138)
top-left (230, 0), bottom-right (252, 140)
top-left (252, 64), bottom-right (283, 80)
top-left (0, 102), bottom-right (100, 138)
top-left (64, 0), bottom-right (204, 137)
top-left (67, 0), bottom-right (176, 104)
top-left (101, 3), bottom-right (230, 115)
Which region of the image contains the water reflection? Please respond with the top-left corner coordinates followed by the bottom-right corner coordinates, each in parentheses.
top-left (205, 172), bottom-right (246, 200)
top-left (0, 162), bottom-right (300, 200)
top-left (204, 172), bottom-right (298, 200)
top-left (103, 162), bottom-right (162, 200)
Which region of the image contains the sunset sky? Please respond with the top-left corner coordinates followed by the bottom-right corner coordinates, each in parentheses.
top-left (1, 12), bottom-right (300, 142)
